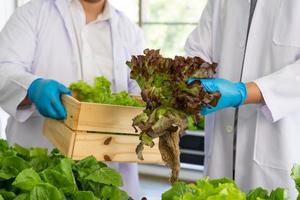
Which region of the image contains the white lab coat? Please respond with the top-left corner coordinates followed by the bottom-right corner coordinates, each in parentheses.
top-left (0, 0), bottom-right (143, 198)
top-left (185, 0), bottom-right (300, 198)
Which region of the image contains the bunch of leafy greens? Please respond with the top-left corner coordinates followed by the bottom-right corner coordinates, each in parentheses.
top-left (69, 76), bottom-right (144, 107)
top-left (0, 139), bottom-right (128, 200)
top-left (162, 177), bottom-right (291, 200)
top-left (126, 49), bottom-right (220, 183)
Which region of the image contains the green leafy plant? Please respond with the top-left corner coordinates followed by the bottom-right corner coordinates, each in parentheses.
top-left (291, 164), bottom-right (300, 200)
top-left (162, 177), bottom-right (291, 200)
top-left (127, 49), bottom-right (220, 183)
top-left (0, 139), bottom-right (128, 200)
top-left (69, 76), bottom-right (144, 107)
top-left (162, 177), bottom-right (246, 200)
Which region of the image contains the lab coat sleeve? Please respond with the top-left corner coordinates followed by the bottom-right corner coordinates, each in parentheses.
top-left (0, 3), bottom-right (40, 122)
top-left (128, 26), bottom-right (145, 95)
top-left (254, 59), bottom-right (300, 122)
top-left (184, 0), bottom-right (214, 63)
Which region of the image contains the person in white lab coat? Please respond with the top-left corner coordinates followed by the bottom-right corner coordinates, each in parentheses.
top-left (185, 0), bottom-right (300, 198)
top-left (0, 0), bottom-right (143, 198)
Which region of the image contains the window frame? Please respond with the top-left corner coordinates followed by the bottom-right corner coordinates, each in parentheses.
top-left (137, 0), bottom-right (199, 27)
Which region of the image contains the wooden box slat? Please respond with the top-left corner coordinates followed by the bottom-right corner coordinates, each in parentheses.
top-left (43, 119), bottom-right (75, 157)
top-left (62, 95), bottom-right (143, 134)
top-left (72, 132), bottom-right (162, 163)
top-left (43, 119), bottom-right (163, 164)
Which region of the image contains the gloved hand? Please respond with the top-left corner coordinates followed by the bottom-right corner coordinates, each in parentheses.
top-left (187, 78), bottom-right (247, 115)
top-left (28, 78), bottom-right (71, 119)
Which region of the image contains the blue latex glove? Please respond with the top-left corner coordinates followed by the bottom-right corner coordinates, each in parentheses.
top-left (28, 78), bottom-right (71, 119)
top-left (187, 78), bottom-right (247, 115)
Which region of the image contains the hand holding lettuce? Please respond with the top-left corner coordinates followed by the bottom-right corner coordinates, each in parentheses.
top-left (127, 49), bottom-right (221, 183)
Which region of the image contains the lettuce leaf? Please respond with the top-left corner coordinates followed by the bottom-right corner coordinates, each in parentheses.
top-left (29, 183), bottom-right (65, 200)
top-left (12, 168), bottom-right (42, 191)
top-left (84, 167), bottom-right (123, 187)
top-left (247, 187), bottom-right (269, 200)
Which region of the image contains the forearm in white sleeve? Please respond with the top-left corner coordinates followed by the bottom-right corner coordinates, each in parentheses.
top-left (254, 59), bottom-right (300, 122)
top-left (0, 4), bottom-right (40, 122)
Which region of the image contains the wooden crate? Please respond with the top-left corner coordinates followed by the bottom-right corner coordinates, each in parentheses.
top-left (43, 96), bottom-right (163, 163)
top-left (62, 95), bottom-right (143, 134)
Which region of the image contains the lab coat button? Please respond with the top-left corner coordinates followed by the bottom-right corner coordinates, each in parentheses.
top-left (225, 125), bottom-right (233, 133)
